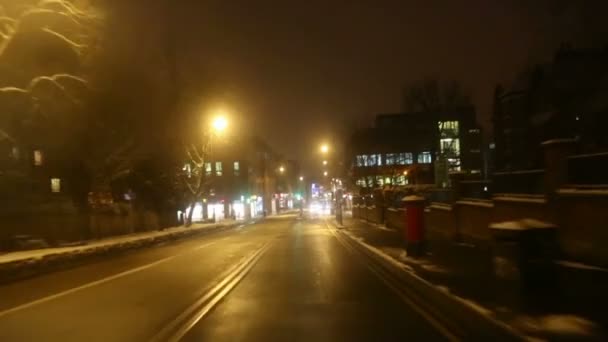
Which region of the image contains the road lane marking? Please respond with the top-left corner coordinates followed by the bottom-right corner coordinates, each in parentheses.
top-left (0, 239), bottom-right (225, 319)
top-left (150, 241), bottom-right (273, 342)
top-left (324, 221), bottom-right (460, 341)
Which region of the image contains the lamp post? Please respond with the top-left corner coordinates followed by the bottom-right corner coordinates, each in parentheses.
top-left (210, 114), bottom-right (228, 221)
top-left (319, 142), bottom-right (342, 225)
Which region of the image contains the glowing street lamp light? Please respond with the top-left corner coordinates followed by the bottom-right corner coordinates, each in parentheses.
top-left (323, 160), bottom-right (328, 165)
top-left (403, 170), bottom-right (408, 176)
top-left (323, 171), bottom-right (328, 176)
top-left (320, 144), bottom-right (329, 154)
top-left (279, 166), bottom-right (285, 173)
top-left (211, 115), bottom-right (228, 133)
top-left (299, 176), bottom-right (304, 181)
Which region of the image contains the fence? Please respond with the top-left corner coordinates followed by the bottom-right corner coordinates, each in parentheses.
top-left (567, 152), bottom-right (608, 185)
top-left (459, 180), bottom-right (492, 199)
top-left (492, 169), bottom-right (545, 194)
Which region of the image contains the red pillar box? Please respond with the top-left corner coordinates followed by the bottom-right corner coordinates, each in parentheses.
top-left (402, 195), bottom-right (426, 256)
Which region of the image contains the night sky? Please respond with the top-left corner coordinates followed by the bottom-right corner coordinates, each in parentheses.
top-left (106, 1), bottom-right (608, 170)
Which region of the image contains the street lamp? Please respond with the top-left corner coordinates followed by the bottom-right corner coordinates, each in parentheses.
top-left (212, 115), bottom-right (228, 134)
top-left (299, 176), bottom-right (304, 181)
top-left (279, 166), bottom-right (285, 173)
top-left (323, 171), bottom-right (328, 176)
top-left (323, 160), bottom-right (328, 165)
top-left (320, 144), bottom-right (329, 154)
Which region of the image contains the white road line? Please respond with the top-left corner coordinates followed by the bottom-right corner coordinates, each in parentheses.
top-left (0, 239), bottom-right (222, 319)
top-left (323, 220), bottom-right (460, 341)
top-left (150, 241), bottom-right (272, 342)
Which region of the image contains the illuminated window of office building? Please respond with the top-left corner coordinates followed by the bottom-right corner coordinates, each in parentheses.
top-left (234, 161), bottom-right (240, 176)
top-left (215, 161), bottom-right (223, 176)
top-left (385, 153), bottom-right (396, 165)
top-left (205, 162), bottom-right (212, 176)
top-left (418, 151), bottom-right (432, 164)
top-left (439, 121), bottom-right (459, 136)
top-left (11, 147), bottom-right (19, 160)
top-left (51, 178), bottom-right (61, 193)
top-left (366, 176), bottom-right (375, 187)
top-left (356, 155), bottom-right (365, 167)
top-left (396, 152), bottom-right (413, 165)
top-left (34, 150), bottom-right (43, 166)
top-left (366, 154), bottom-right (381, 166)
top-left (395, 175), bottom-right (407, 185)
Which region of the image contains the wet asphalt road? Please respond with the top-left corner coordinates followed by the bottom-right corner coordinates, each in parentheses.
top-left (0, 215), bottom-right (446, 341)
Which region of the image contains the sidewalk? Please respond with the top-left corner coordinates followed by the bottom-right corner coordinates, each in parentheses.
top-left (337, 216), bottom-right (608, 341)
top-left (0, 220), bottom-right (243, 282)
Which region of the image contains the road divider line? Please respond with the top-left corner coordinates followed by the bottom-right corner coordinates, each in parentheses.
top-left (324, 221), bottom-right (460, 341)
top-left (150, 241), bottom-right (273, 342)
top-left (0, 239), bottom-right (224, 319)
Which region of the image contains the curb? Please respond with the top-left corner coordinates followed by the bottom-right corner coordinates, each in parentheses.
top-left (328, 220), bottom-right (524, 341)
top-left (0, 222), bottom-right (245, 284)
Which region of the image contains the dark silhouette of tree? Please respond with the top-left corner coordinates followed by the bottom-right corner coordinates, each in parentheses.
top-left (402, 79), bottom-right (472, 113)
top-left (402, 79), bottom-right (472, 177)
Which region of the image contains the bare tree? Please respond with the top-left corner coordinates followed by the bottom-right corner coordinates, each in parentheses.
top-left (403, 78), bottom-right (472, 181)
top-left (178, 132), bottom-right (215, 226)
top-left (0, 0), bottom-right (101, 143)
top-left (0, 0), bottom-right (104, 206)
top-left (402, 78), bottom-right (471, 113)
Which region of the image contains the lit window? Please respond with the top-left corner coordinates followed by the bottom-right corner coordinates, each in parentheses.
top-left (440, 138), bottom-right (460, 157)
top-left (447, 158), bottom-right (461, 171)
top-left (471, 170), bottom-right (481, 174)
top-left (367, 154), bottom-right (382, 166)
top-left (439, 121), bottom-right (459, 136)
top-left (366, 176), bottom-right (375, 187)
top-left (34, 150), bottom-right (43, 166)
top-left (51, 178), bottom-right (61, 193)
top-left (356, 155), bottom-right (365, 167)
top-left (11, 147), bottom-right (19, 160)
top-left (384, 177), bottom-right (391, 185)
top-left (396, 153), bottom-right (413, 165)
top-left (234, 161), bottom-right (240, 176)
top-left (205, 162), bottom-right (212, 176)
top-left (356, 178), bottom-right (366, 187)
top-left (376, 176), bottom-right (384, 186)
top-left (215, 162), bottom-right (223, 176)
top-left (489, 143), bottom-right (496, 149)
top-left (468, 128), bottom-right (480, 134)
top-left (395, 175), bottom-right (409, 185)
top-left (385, 153), bottom-right (396, 165)
top-left (418, 152), bottom-right (432, 164)
top-left (357, 155), bottom-right (372, 167)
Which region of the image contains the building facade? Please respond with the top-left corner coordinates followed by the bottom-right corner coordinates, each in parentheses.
top-left (493, 45), bottom-right (608, 171)
top-left (348, 107), bottom-right (482, 192)
top-left (187, 136), bottom-right (299, 221)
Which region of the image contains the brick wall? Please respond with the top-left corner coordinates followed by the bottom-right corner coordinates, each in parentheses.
top-left (385, 208), bottom-right (405, 230)
top-left (557, 190), bottom-right (608, 266)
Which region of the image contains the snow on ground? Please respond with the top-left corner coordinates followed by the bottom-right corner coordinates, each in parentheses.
top-left (341, 230), bottom-right (414, 272)
top-left (362, 221), bottom-right (395, 233)
top-left (514, 315), bottom-right (598, 337)
top-left (419, 263), bottom-right (451, 274)
top-left (557, 260), bottom-right (608, 273)
top-left (0, 220), bottom-right (239, 264)
top-left (341, 229), bottom-right (496, 319)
